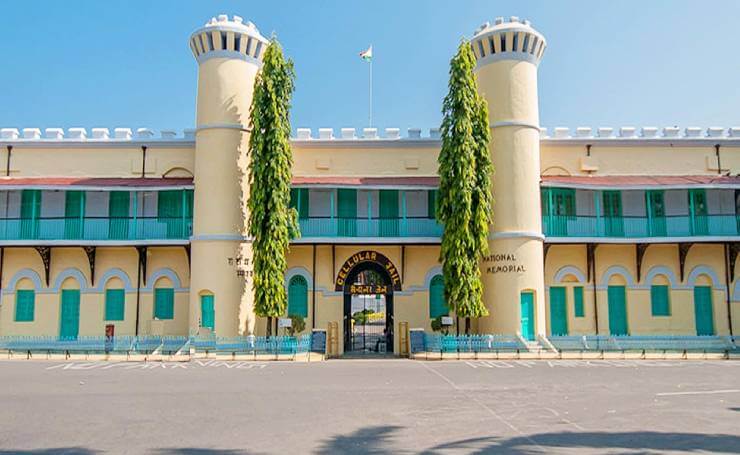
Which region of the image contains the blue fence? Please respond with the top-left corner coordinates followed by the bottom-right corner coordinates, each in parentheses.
top-left (0, 336), bottom-right (190, 355)
top-left (549, 335), bottom-right (738, 353)
top-left (417, 334), bottom-right (527, 354)
top-left (191, 334), bottom-right (311, 355)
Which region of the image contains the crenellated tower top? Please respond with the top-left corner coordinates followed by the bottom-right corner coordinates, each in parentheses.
top-left (471, 16), bottom-right (547, 68)
top-left (189, 14), bottom-right (269, 66)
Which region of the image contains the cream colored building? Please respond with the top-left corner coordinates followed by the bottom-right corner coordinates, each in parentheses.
top-left (0, 15), bottom-right (738, 354)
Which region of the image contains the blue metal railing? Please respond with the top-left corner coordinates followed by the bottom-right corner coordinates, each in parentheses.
top-left (192, 334), bottom-right (312, 355)
top-left (548, 335), bottom-right (737, 353)
top-left (543, 214), bottom-right (740, 239)
top-left (0, 217), bottom-right (192, 241)
top-left (419, 334), bottom-right (527, 353)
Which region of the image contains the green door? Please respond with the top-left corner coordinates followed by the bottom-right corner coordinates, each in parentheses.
top-left (429, 275), bottom-right (447, 318)
top-left (520, 291), bottom-right (535, 341)
top-left (607, 285), bottom-right (628, 335)
top-left (549, 286), bottom-right (568, 335)
top-left (64, 191), bottom-right (85, 239)
top-left (287, 275), bottom-right (308, 317)
top-left (200, 295), bottom-right (215, 331)
top-left (603, 191), bottom-right (624, 237)
top-left (59, 289), bottom-right (80, 340)
top-left (646, 190), bottom-right (666, 237)
top-left (693, 286), bottom-right (715, 336)
top-left (543, 188), bottom-right (575, 236)
top-left (20, 189), bottom-right (41, 239)
top-left (689, 189), bottom-right (708, 235)
top-left (109, 191), bottom-right (130, 240)
top-left (379, 190), bottom-right (399, 236)
top-left (337, 189), bottom-right (357, 236)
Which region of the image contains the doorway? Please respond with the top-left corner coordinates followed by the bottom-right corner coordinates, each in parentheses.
top-left (343, 268), bottom-right (394, 355)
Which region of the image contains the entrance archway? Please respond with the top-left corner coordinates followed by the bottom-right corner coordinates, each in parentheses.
top-left (335, 251), bottom-right (401, 355)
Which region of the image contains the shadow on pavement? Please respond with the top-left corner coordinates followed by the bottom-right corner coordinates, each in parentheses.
top-left (420, 431), bottom-right (740, 454)
top-left (0, 450), bottom-right (99, 455)
top-left (315, 425), bottom-right (403, 454)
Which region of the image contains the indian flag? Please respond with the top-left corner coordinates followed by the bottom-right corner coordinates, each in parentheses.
top-left (359, 45), bottom-right (373, 62)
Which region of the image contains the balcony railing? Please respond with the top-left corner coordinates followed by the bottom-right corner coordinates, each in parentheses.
top-left (0, 217), bottom-right (192, 241)
top-left (543, 214), bottom-right (740, 238)
top-left (298, 217), bottom-right (442, 238)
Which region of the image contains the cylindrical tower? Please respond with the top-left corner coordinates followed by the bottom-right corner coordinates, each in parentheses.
top-left (471, 17), bottom-right (547, 339)
top-left (188, 15), bottom-right (269, 337)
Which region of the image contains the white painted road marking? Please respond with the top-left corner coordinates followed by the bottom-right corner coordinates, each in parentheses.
top-left (45, 361), bottom-right (268, 371)
top-left (656, 389), bottom-right (740, 397)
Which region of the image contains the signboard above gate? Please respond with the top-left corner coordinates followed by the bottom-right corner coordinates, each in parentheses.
top-left (349, 284), bottom-right (389, 295)
top-left (335, 250), bottom-right (402, 292)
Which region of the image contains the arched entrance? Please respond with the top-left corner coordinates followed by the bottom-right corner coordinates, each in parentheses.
top-left (335, 251), bottom-right (401, 355)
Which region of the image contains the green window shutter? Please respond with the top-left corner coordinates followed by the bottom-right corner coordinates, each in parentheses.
top-left (290, 188), bottom-right (309, 219)
top-left (379, 190), bottom-right (399, 236)
top-left (20, 190), bottom-right (41, 239)
top-left (693, 286), bottom-right (714, 335)
top-left (549, 286), bottom-right (568, 335)
top-left (689, 189), bottom-right (708, 235)
top-left (158, 190), bottom-right (185, 238)
top-left (427, 190), bottom-right (438, 219)
top-left (607, 285), bottom-right (628, 335)
top-left (337, 189), bottom-right (357, 236)
top-left (59, 290), bottom-right (81, 340)
top-left (429, 275), bottom-right (448, 318)
top-left (154, 288), bottom-right (175, 320)
top-left (184, 190), bottom-right (194, 218)
top-left (573, 286), bottom-right (584, 317)
top-left (650, 285), bottom-right (670, 316)
top-left (603, 191), bottom-right (624, 237)
top-left (287, 275), bottom-right (308, 318)
top-left (64, 191), bottom-right (86, 239)
top-left (104, 289), bottom-right (126, 321)
top-left (15, 290), bottom-right (35, 322)
top-left (200, 295), bottom-right (215, 330)
top-left (646, 190), bottom-right (667, 236)
top-left (108, 191), bottom-right (130, 240)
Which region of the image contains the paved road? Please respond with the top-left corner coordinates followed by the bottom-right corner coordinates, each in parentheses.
top-left (0, 359), bottom-right (738, 454)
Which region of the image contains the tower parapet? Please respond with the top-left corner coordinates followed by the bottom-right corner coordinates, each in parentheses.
top-left (471, 17), bottom-right (546, 67)
top-left (189, 15), bottom-right (269, 65)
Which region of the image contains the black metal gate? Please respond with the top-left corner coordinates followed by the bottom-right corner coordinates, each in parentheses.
top-left (343, 268), bottom-right (394, 355)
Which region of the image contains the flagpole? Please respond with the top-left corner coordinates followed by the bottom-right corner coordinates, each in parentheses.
top-left (368, 49), bottom-right (373, 127)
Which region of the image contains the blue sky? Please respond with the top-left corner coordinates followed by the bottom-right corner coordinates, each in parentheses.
top-left (1, 0), bottom-right (739, 134)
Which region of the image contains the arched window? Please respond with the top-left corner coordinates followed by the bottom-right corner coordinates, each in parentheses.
top-left (287, 275), bottom-right (308, 318)
top-left (429, 275), bottom-right (447, 318)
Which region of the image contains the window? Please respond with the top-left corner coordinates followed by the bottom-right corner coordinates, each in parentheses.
top-left (64, 191), bottom-right (85, 239)
top-left (200, 294), bottom-right (215, 330)
top-left (154, 288), bottom-right (175, 320)
top-left (650, 285), bottom-right (670, 316)
top-left (108, 191), bottom-right (130, 240)
top-left (105, 289), bottom-right (125, 321)
top-left (287, 276), bottom-right (308, 318)
top-left (573, 286), bottom-right (584, 317)
top-left (15, 290), bottom-right (35, 322)
top-left (429, 275), bottom-right (447, 318)
top-left (512, 33), bottom-right (519, 52)
top-left (290, 188), bottom-right (309, 219)
top-left (522, 34), bottom-right (530, 53)
top-left (500, 34), bottom-right (507, 52)
top-left (427, 190), bottom-right (438, 219)
top-left (646, 190), bottom-right (666, 237)
top-left (20, 189), bottom-right (41, 239)
top-left (477, 40), bottom-right (485, 57)
top-left (158, 190), bottom-right (193, 238)
top-left (488, 37), bottom-right (496, 54)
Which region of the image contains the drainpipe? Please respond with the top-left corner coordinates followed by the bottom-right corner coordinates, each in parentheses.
top-left (141, 146), bottom-right (147, 178)
top-left (591, 246), bottom-right (599, 335)
top-left (5, 145), bottom-right (12, 176)
top-left (724, 243), bottom-right (734, 339)
top-left (135, 252), bottom-right (142, 336)
top-left (312, 244), bottom-right (316, 330)
top-left (715, 144), bottom-right (722, 175)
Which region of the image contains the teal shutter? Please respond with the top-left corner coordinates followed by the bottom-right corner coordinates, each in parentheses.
top-left (20, 189), bottom-right (41, 239)
top-left (158, 190), bottom-right (184, 238)
top-left (549, 286), bottom-right (568, 335)
top-left (573, 286), bottom-right (584, 317)
top-left (550, 189), bottom-right (575, 236)
top-left (108, 191), bottom-right (130, 239)
top-left (64, 191), bottom-right (85, 239)
top-left (337, 189), bottom-right (357, 236)
top-left (603, 191), bottom-right (624, 237)
top-left (646, 190), bottom-right (666, 236)
top-left (520, 291), bottom-right (535, 341)
top-left (15, 290), bottom-right (35, 322)
top-left (104, 289), bottom-right (126, 321)
top-left (200, 295), bottom-right (215, 330)
top-left (607, 285), bottom-right (628, 335)
top-left (693, 286), bottom-right (715, 335)
top-left (154, 288), bottom-right (175, 320)
top-left (689, 189), bottom-right (708, 235)
top-left (427, 190), bottom-right (438, 219)
top-left (379, 190), bottom-right (399, 236)
top-left (290, 188), bottom-right (309, 219)
top-left (287, 275), bottom-right (308, 318)
top-left (650, 285), bottom-right (670, 316)
top-left (429, 275), bottom-right (447, 318)
top-left (59, 289), bottom-right (81, 340)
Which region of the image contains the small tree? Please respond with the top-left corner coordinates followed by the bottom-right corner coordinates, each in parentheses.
top-left (247, 38), bottom-right (299, 337)
top-left (437, 40), bottom-right (492, 334)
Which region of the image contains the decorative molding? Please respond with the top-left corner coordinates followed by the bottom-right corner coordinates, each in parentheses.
top-left (678, 243), bottom-right (694, 282)
top-left (195, 122), bottom-right (252, 133)
top-left (636, 244), bottom-right (649, 282)
top-left (83, 246), bottom-right (96, 287)
top-left (195, 50), bottom-right (263, 67)
top-left (4, 268), bottom-right (44, 293)
top-left (641, 265), bottom-right (679, 288)
top-left (34, 246), bottom-right (51, 286)
top-left (284, 267), bottom-right (313, 291)
top-left (95, 268), bottom-right (135, 293)
top-left (191, 234), bottom-right (249, 242)
top-left (51, 267), bottom-right (89, 292)
top-left (144, 267), bottom-right (186, 292)
top-left (686, 264), bottom-right (724, 289)
top-left (553, 265), bottom-right (587, 284)
top-left (490, 120), bottom-right (541, 131)
top-left (598, 265), bottom-right (635, 289)
top-left (489, 231), bottom-right (545, 241)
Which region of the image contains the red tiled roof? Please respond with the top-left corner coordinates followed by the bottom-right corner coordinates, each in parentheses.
top-left (541, 175), bottom-right (740, 188)
top-left (0, 177), bottom-right (193, 187)
top-left (291, 176), bottom-right (440, 187)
